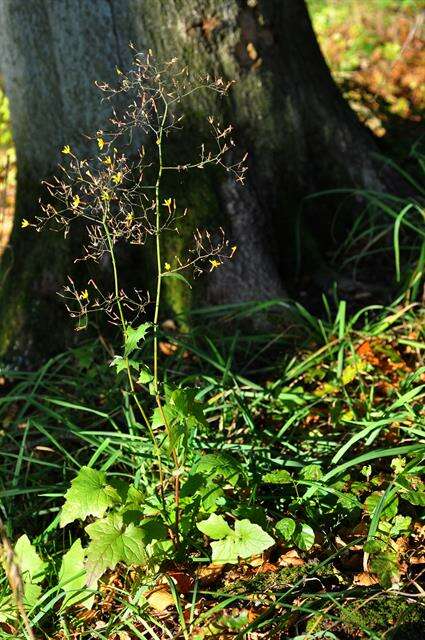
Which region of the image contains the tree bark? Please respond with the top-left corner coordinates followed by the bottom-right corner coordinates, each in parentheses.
top-left (0, 0), bottom-right (390, 360)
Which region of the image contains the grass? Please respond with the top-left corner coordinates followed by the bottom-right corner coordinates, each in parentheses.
top-left (0, 4), bottom-right (424, 639)
top-left (1, 295), bottom-right (424, 638)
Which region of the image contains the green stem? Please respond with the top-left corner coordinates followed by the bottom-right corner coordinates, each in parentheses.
top-left (101, 210), bottom-right (164, 491)
top-left (153, 99), bottom-right (181, 542)
top-left (153, 102), bottom-right (168, 393)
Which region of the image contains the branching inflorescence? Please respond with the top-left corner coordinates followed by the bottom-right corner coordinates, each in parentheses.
top-left (38, 51), bottom-right (246, 328)
top-left (31, 51), bottom-right (248, 543)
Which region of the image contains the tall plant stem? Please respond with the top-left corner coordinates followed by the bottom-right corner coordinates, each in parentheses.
top-left (153, 98), bottom-right (181, 541)
top-left (101, 210), bottom-right (165, 493)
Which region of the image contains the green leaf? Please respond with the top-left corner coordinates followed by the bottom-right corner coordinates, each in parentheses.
top-left (293, 523), bottom-right (315, 551)
top-left (162, 272), bottom-right (192, 288)
top-left (85, 513), bottom-right (147, 587)
top-left (299, 464), bottom-right (323, 481)
top-left (194, 452), bottom-right (242, 486)
top-left (60, 467), bottom-right (121, 527)
top-left (59, 540), bottom-right (94, 609)
top-left (210, 538), bottom-right (239, 565)
top-left (363, 539), bottom-right (385, 554)
top-left (364, 492), bottom-right (399, 521)
top-left (124, 323), bottom-right (151, 357)
top-left (23, 582), bottom-right (42, 609)
top-left (390, 515), bottom-right (411, 536)
top-left (14, 535), bottom-right (46, 584)
top-left (262, 470), bottom-right (292, 484)
top-left (234, 520), bottom-right (274, 558)
top-left (370, 551), bottom-right (399, 589)
top-left (110, 355), bottom-right (139, 374)
top-left (197, 514), bottom-right (233, 540)
top-left (198, 518), bottom-right (274, 565)
top-left (275, 518), bottom-right (296, 541)
top-left (402, 489), bottom-right (425, 506)
top-left (137, 365), bottom-right (153, 384)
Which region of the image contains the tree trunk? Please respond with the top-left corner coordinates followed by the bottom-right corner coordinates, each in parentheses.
top-left (0, 0), bottom-right (390, 361)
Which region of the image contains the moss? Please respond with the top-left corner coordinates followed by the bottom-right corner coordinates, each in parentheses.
top-left (308, 595), bottom-right (425, 639)
top-left (224, 562), bottom-right (335, 596)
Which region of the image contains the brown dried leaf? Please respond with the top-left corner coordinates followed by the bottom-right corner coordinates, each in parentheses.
top-left (353, 571), bottom-right (379, 586)
top-left (166, 571), bottom-right (194, 594)
top-left (159, 341), bottom-right (178, 356)
top-left (146, 585), bottom-right (175, 612)
top-left (277, 549), bottom-right (305, 567)
top-left (196, 562), bottom-right (225, 586)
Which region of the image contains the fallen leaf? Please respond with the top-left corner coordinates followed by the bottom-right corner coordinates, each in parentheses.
top-left (166, 571), bottom-right (194, 594)
top-left (196, 562), bottom-right (225, 586)
top-left (159, 341), bottom-right (178, 356)
top-left (277, 549), bottom-right (305, 567)
top-left (353, 571), bottom-right (379, 586)
top-left (161, 318), bottom-right (177, 332)
top-left (146, 585), bottom-right (175, 612)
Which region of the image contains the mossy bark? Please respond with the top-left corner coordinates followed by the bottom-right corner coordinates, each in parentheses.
top-left (0, 0), bottom-right (392, 361)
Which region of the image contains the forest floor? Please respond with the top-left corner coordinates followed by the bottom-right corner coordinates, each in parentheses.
top-left (0, 1), bottom-right (424, 639)
top-left (0, 299), bottom-right (424, 639)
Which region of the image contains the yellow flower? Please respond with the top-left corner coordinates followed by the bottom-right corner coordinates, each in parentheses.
top-left (102, 156), bottom-right (112, 165)
top-left (209, 259), bottom-right (221, 270)
top-left (164, 262), bottom-right (171, 271)
top-left (126, 213), bottom-right (134, 225)
top-left (163, 198), bottom-right (172, 208)
top-left (112, 171), bottom-right (123, 185)
top-left (80, 289), bottom-right (89, 300)
top-left (101, 191), bottom-right (110, 201)
top-left (97, 137), bottom-right (105, 150)
top-left (116, 66), bottom-right (122, 75)
top-left (71, 195), bottom-right (80, 209)
top-left (61, 145), bottom-right (71, 154)
top-left (21, 218), bottom-right (30, 228)
top-left (230, 245), bottom-right (237, 257)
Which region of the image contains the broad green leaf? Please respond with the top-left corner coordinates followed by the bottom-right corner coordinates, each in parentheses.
top-left (194, 452), bottom-right (241, 486)
top-left (151, 403), bottom-right (176, 429)
top-left (262, 470), bottom-right (292, 484)
top-left (110, 355), bottom-right (139, 374)
top-left (370, 551), bottom-right (399, 589)
top-left (293, 523), bottom-right (315, 551)
top-left (234, 520), bottom-right (274, 559)
top-left (124, 322), bottom-right (151, 357)
top-left (200, 518), bottom-right (274, 565)
top-left (197, 514), bottom-right (233, 540)
top-left (171, 388), bottom-right (206, 426)
top-left (337, 493), bottom-right (361, 510)
top-left (59, 540), bottom-right (94, 609)
top-left (364, 492), bottom-right (399, 521)
top-left (23, 582), bottom-right (42, 609)
top-left (139, 518), bottom-right (168, 544)
top-left (363, 539), bottom-right (385, 554)
top-left (137, 365), bottom-right (153, 384)
top-left (85, 513), bottom-right (147, 587)
top-left (60, 466), bottom-right (121, 527)
top-left (198, 483), bottom-right (226, 513)
top-left (211, 537), bottom-right (239, 565)
top-left (391, 515), bottom-right (411, 536)
top-left (14, 535), bottom-right (46, 584)
top-left (402, 489), bottom-right (425, 506)
top-left (152, 389), bottom-right (207, 442)
top-left (276, 517), bottom-right (296, 541)
top-left (341, 359), bottom-right (367, 385)
top-left (299, 464), bottom-right (323, 481)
